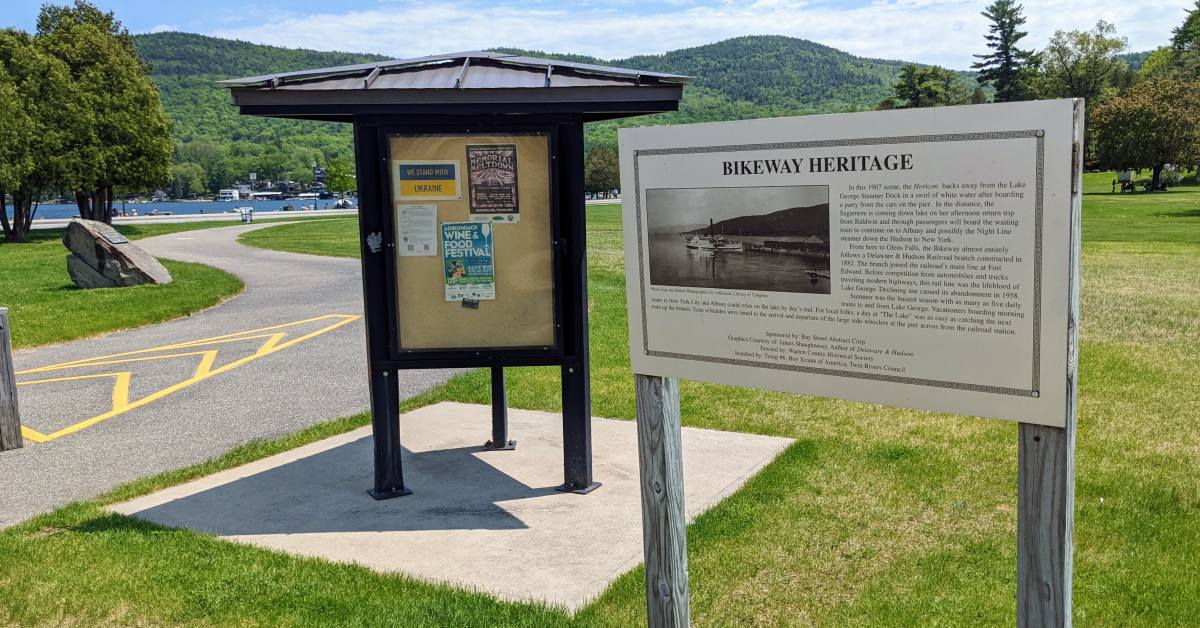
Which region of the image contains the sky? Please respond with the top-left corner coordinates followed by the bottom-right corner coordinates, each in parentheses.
top-left (0, 0), bottom-right (1194, 69)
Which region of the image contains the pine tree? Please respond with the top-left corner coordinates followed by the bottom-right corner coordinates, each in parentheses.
top-left (972, 0), bottom-right (1037, 102)
top-left (1172, 0), bottom-right (1200, 54)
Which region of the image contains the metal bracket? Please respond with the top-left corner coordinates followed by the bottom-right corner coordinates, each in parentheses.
top-left (482, 439), bottom-right (517, 451)
top-left (367, 486), bottom-right (413, 500)
top-left (555, 481), bottom-right (601, 495)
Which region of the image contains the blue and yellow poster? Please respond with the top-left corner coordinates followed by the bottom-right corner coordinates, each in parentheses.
top-left (395, 160), bottom-right (461, 200)
top-left (441, 222), bottom-right (495, 301)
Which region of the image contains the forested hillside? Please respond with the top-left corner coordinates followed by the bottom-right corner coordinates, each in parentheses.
top-left (132, 32), bottom-right (925, 191)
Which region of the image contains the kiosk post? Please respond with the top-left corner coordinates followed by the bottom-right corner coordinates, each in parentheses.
top-left (558, 121), bottom-right (596, 493)
top-left (486, 367), bottom-right (515, 450)
top-left (354, 125), bottom-right (411, 499)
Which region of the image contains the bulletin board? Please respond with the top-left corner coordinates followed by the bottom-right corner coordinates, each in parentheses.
top-left (388, 131), bottom-right (557, 351)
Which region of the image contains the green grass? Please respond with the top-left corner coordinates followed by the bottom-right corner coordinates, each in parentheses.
top-left (0, 223), bottom-right (248, 349)
top-left (2, 173), bottom-right (1198, 625)
top-left (0, 217), bottom-right (346, 349)
top-left (237, 218), bottom-right (362, 257)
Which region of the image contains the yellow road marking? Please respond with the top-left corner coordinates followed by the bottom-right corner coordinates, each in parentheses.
top-left (15, 314), bottom-right (360, 443)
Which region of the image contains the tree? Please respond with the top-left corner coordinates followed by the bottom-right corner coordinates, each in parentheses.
top-left (1169, 1), bottom-right (1200, 75)
top-left (1038, 21), bottom-right (1128, 103)
top-left (1091, 77), bottom-right (1200, 189)
top-left (0, 30), bottom-right (77, 243)
top-left (878, 64), bottom-right (971, 109)
top-left (324, 158), bottom-right (357, 198)
top-left (37, 1), bottom-right (172, 223)
top-left (175, 140), bottom-right (227, 193)
top-left (1174, 1), bottom-right (1200, 54)
top-left (584, 147), bottom-right (619, 198)
top-left (168, 162), bottom-right (205, 198)
top-left (973, 0), bottom-right (1037, 102)
top-left (1138, 47), bottom-right (1178, 80)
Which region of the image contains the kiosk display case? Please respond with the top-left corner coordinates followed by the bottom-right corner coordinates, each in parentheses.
top-left (222, 51), bottom-right (687, 498)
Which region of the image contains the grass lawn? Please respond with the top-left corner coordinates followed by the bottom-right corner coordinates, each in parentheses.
top-left (0, 223), bottom-right (247, 349)
top-left (237, 218), bottom-right (362, 257)
top-left (0, 217), bottom-right (344, 349)
top-left (1, 172), bottom-right (1197, 625)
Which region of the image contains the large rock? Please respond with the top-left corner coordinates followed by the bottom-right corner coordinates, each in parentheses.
top-left (63, 219), bottom-right (172, 288)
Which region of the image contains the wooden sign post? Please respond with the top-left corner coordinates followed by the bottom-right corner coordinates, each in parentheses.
top-left (635, 374), bottom-right (689, 627)
top-left (0, 307), bottom-right (24, 452)
top-left (1017, 106), bottom-right (1082, 627)
top-left (621, 99), bottom-right (1083, 627)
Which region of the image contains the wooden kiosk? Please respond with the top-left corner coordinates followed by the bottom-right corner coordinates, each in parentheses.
top-left (223, 52), bottom-right (687, 497)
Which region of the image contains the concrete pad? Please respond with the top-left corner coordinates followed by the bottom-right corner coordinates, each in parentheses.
top-left (111, 402), bottom-right (792, 610)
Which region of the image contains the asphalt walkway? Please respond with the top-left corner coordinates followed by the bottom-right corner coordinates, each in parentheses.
top-left (1, 222), bottom-right (459, 527)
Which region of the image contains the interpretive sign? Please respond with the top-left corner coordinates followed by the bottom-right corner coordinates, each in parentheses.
top-left (396, 204), bottom-right (437, 257)
top-left (395, 160), bottom-right (461, 200)
top-left (467, 144), bottom-right (520, 222)
top-left (441, 222), bottom-right (495, 301)
top-left (94, 223), bottom-right (130, 245)
top-left (621, 99), bottom-right (1081, 427)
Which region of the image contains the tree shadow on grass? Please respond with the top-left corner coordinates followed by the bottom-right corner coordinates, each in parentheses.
top-left (1154, 208), bottom-right (1200, 219)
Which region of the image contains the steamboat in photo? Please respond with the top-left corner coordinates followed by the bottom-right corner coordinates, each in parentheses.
top-left (647, 185), bottom-right (831, 294)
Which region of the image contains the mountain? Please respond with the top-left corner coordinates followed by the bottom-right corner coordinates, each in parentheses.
top-left (1118, 50), bottom-right (1153, 72)
top-left (687, 204), bottom-right (830, 238)
top-left (129, 32), bottom-right (940, 189)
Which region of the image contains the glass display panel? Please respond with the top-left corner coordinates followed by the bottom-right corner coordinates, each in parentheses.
top-left (388, 132), bottom-right (556, 350)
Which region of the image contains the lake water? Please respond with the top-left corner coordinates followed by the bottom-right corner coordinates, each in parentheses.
top-left (7, 199), bottom-right (350, 220)
top-left (648, 233), bottom-right (831, 294)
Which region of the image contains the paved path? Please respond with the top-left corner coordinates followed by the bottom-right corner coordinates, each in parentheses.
top-left (30, 208), bottom-right (359, 230)
top-left (1, 223), bottom-right (458, 528)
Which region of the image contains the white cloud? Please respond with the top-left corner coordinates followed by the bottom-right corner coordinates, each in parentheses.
top-left (209, 0), bottom-right (1194, 69)
top-left (146, 24), bottom-right (179, 34)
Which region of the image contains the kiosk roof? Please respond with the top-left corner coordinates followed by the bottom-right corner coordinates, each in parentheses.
top-left (222, 51), bottom-right (690, 122)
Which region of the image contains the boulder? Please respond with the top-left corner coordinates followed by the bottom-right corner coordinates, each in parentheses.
top-left (63, 219), bottom-right (172, 288)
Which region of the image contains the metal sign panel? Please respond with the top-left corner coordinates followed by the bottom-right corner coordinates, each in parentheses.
top-left (620, 99), bottom-right (1082, 427)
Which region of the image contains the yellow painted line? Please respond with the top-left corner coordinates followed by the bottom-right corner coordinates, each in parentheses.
top-left (21, 371), bottom-right (133, 407)
top-left (193, 349), bottom-right (219, 378)
top-left (21, 426), bottom-right (49, 443)
top-left (16, 314), bottom-right (361, 443)
top-left (17, 314), bottom-right (356, 375)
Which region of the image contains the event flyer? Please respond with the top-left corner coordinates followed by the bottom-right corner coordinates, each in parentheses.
top-left (441, 222), bottom-right (496, 301)
top-left (620, 99), bottom-right (1081, 426)
top-left (396, 204), bottom-right (437, 257)
top-left (466, 144), bottom-right (520, 223)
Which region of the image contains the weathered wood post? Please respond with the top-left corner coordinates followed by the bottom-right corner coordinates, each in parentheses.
top-left (1017, 421), bottom-right (1076, 627)
top-left (1016, 100), bottom-right (1083, 628)
top-left (0, 307), bottom-right (24, 451)
top-left (635, 373), bottom-right (690, 627)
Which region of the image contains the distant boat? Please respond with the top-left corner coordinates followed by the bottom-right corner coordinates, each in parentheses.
top-left (685, 218), bottom-right (743, 252)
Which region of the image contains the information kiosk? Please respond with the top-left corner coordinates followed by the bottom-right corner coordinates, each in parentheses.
top-left (223, 52), bottom-right (687, 497)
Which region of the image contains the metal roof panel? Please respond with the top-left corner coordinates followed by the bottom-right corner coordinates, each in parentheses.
top-left (220, 50), bottom-right (690, 89)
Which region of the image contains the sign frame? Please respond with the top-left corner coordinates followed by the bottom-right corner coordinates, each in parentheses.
top-left (620, 99), bottom-right (1079, 428)
top-left (376, 124), bottom-right (567, 367)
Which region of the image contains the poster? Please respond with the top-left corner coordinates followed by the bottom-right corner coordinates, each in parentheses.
top-left (467, 144), bottom-right (520, 223)
top-left (441, 222), bottom-right (496, 301)
top-left (396, 204), bottom-right (437, 257)
top-left (395, 160), bottom-right (461, 200)
top-left (620, 99), bottom-right (1082, 427)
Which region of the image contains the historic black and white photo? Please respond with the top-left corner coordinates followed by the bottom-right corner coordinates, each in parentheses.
top-left (646, 185), bottom-right (831, 294)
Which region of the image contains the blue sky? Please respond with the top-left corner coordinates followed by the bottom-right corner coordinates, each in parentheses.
top-left (1, 0), bottom-right (1193, 69)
